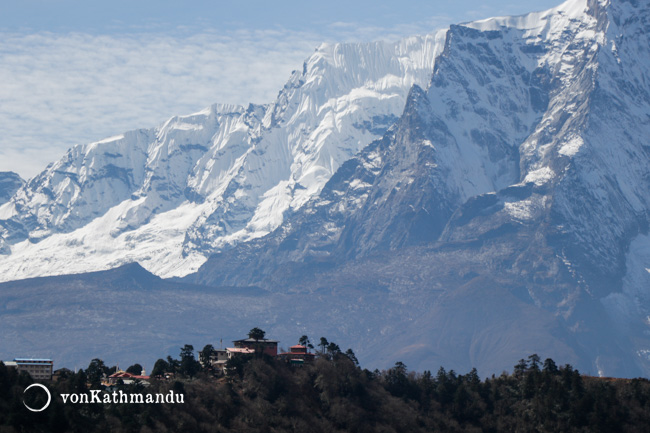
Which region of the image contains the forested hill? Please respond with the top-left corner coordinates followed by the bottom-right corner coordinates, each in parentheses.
top-left (2, 352), bottom-right (650, 433)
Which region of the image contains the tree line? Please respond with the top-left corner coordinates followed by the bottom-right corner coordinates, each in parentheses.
top-left (1, 335), bottom-right (650, 432)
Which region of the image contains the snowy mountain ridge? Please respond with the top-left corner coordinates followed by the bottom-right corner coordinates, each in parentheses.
top-left (186, 0), bottom-right (650, 376)
top-left (0, 31), bottom-right (446, 281)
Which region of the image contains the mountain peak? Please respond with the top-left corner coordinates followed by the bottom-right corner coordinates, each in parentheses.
top-left (187, 0), bottom-right (650, 377)
top-left (0, 28), bottom-right (447, 283)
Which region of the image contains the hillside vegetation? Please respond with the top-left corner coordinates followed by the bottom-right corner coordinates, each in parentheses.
top-left (2, 350), bottom-right (650, 433)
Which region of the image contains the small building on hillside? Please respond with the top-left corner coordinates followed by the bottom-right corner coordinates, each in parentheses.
top-left (232, 337), bottom-right (278, 357)
top-left (277, 345), bottom-right (316, 366)
top-left (199, 347), bottom-right (229, 373)
top-left (3, 358), bottom-right (53, 381)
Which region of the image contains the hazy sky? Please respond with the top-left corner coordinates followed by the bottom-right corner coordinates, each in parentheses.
top-left (0, 0), bottom-right (563, 179)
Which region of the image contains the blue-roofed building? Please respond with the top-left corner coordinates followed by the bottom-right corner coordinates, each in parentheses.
top-left (3, 358), bottom-right (53, 381)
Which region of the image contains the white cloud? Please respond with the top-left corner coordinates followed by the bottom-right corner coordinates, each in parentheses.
top-left (0, 19), bottom-right (448, 180)
top-left (0, 29), bottom-right (322, 179)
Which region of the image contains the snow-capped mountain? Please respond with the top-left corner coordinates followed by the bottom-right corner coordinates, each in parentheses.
top-left (0, 0), bottom-right (649, 377)
top-left (0, 32), bottom-right (446, 281)
top-left (195, 0), bottom-right (650, 280)
top-left (188, 0), bottom-right (650, 376)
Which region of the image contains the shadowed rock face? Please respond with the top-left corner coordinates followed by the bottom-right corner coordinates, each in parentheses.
top-left (0, 172), bottom-right (23, 205)
top-left (0, 172), bottom-right (24, 254)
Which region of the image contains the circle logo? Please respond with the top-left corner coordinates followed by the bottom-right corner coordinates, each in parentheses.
top-left (23, 383), bottom-right (51, 412)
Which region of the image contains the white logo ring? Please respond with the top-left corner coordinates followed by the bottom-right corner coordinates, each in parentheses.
top-left (23, 383), bottom-right (51, 412)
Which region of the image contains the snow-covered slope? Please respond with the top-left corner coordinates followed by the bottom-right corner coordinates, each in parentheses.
top-left (0, 32), bottom-right (446, 282)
